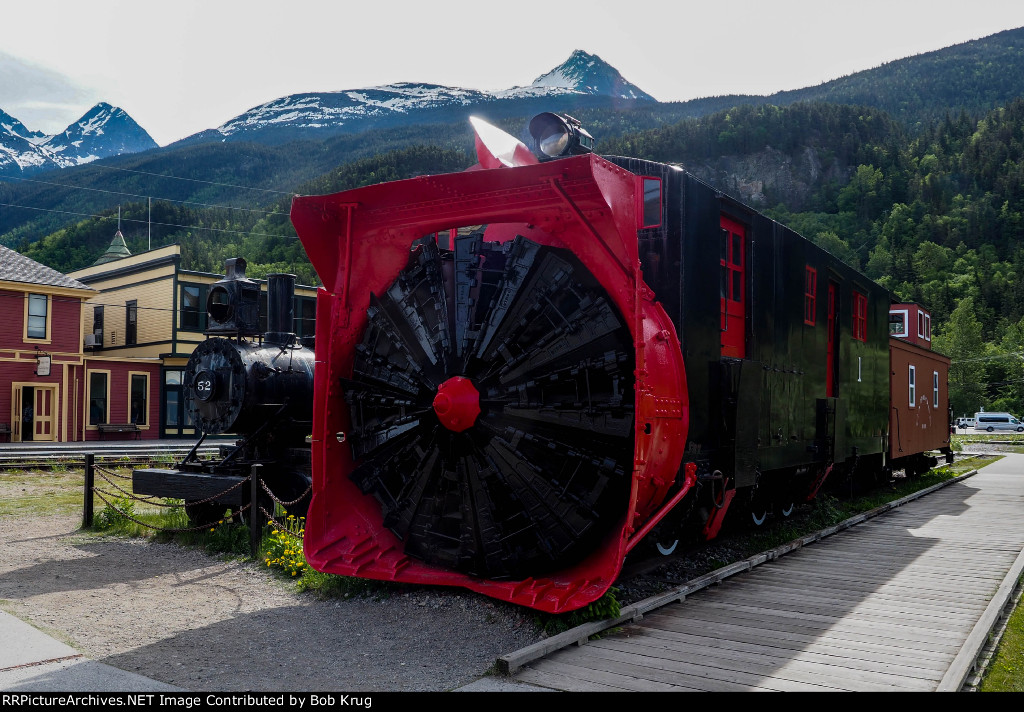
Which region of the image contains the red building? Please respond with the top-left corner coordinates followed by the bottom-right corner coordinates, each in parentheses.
top-left (0, 245), bottom-right (161, 442)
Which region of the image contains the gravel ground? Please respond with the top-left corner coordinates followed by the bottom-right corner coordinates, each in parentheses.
top-left (0, 513), bottom-right (543, 692)
top-left (3, 454), bottom-right (983, 691)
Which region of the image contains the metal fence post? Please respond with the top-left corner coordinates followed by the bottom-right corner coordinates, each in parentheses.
top-left (250, 464), bottom-right (264, 558)
top-left (83, 453), bottom-right (94, 528)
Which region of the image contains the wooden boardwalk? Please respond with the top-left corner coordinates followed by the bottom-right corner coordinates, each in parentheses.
top-left (510, 457), bottom-right (1024, 691)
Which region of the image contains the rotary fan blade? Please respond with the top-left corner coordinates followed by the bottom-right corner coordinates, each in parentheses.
top-left (344, 232), bottom-right (635, 579)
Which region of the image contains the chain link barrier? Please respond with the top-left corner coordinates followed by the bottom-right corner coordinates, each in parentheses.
top-left (88, 460), bottom-right (310, 539)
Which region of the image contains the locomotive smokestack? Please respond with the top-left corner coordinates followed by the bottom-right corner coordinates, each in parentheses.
top-left (266, 273), bottom-right (296, 345)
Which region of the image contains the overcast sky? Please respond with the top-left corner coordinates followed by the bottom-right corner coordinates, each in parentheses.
top-left (4, 0), bottom-right (1024, 146)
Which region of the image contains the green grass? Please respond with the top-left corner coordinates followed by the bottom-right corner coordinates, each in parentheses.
top-left (980, 582), bottom-right (1024, 692)
top-left (0, 470), bottom-right (88, 516)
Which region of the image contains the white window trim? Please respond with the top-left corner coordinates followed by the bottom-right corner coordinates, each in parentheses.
top-left (909, 365), bottom-right (916, 408)
top-left (889, 309), bottom-right (909, 338)
top-left (933, 371), bottom-right (939, 408)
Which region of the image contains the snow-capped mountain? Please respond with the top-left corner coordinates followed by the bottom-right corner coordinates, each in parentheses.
top-left (204, 50), bottom-right (655, 144)
top-left (0, 102), bottom-right (157, 176)
top-left (528, 50), bottom-right (655, 101)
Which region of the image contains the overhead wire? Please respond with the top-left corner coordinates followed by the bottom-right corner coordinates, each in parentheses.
top-left (0, 200), bottom-right (298, 240)
top-left (0, 174), bottom-right (289, 217)
top-left (83, 162), bottom-right (298, 197)
top-left (0, 159), bottom-right (301, 242)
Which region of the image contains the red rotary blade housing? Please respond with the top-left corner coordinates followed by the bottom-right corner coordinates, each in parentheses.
top-left (291, 154), bottom-right (688, 613)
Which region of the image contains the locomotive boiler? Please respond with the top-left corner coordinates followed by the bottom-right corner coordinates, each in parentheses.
top-left (133, 259), bottom-right (315, 524)
top-left (289, 114), bottom-right (951, 613)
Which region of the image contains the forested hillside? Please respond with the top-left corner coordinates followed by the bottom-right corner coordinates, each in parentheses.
top-left (602, 99), bottom-right (1024, 416)
top-left (18, 145), bottom-right (472, 285)
top-left (8, 27), bottom-right (1024, 418)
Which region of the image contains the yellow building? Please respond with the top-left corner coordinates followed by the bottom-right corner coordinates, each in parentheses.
top-left (68, 244), bottom-right (318, 438)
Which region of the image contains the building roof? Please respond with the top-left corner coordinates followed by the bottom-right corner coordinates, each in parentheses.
top-left (93, 230), bottom-right (132, 265)
top-left (0, 244), bottom-right (93, 291)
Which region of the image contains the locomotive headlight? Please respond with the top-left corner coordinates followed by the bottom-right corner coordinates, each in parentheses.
top-left (207, 285), bottom-right (234, 325)
top-left (528, 112), bottom-right (595, 159)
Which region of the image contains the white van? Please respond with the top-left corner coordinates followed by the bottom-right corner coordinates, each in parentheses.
top-left (956, 416), bottom-right (977, 429)
top-left (973, 413), bottom-right (1024, 432)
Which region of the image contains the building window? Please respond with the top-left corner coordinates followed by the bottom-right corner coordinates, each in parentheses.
top-left (933, 371), bottom-right (939, 408)
top-left (89, 372), bottom-right (108, 425)
top-left (93, 305), bottom-right (104, 348)
top-left (126, 300), bottom-right (138, 346)
top-left (804, 266), bottom-right (817, 325)
top-left (26, 293), bottom-right (48, 339)
top-left (130, 373), bottom-right (148, 425)
top-left (165, 370), bottom-right (182, 427)
top-left (640, 177), bottom-right (662, 228)
top-left (909, 365), bottom-right (916, 408)
top-left (852, 291), bottom-right (868, 342)
top-left (180, 284), bottom-right (205, 331)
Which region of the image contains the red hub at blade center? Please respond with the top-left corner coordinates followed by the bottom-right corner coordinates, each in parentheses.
top-left (432, 376), bottom-right (481, 433)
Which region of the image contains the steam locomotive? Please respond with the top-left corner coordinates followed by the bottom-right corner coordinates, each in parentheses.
top-left (288, 113), bottom-right (952, 613)
top-left (133, 259), bottom-right (315, 524)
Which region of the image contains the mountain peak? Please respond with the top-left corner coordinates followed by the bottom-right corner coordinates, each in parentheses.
top-left (530, 50), bottom-right (655, 101)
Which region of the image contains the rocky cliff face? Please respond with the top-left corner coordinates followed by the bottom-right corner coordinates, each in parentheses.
top-left (684, 146), bottom-right (850, 210)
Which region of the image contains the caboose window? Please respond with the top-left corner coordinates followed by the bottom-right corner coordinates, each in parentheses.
top-left (925, 314), bottom-right (932, 341)
top-left (640, 177), bottom-right (661, 228)
top-left (933, 371), bottom-right (939, 408)
top-left (889, 310), bottom-right (908, 337)
top-left (853, 291), bottom-right (868, 342)
top-left (918, 311), bottom-right (925, 338)
top-left (909, 365), bottom-right (916, 407)
top-left (804, 266), bottom-right (817, 325)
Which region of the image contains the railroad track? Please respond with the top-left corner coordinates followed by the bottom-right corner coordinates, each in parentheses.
top-left (0, 443), bottom-right (221, 469)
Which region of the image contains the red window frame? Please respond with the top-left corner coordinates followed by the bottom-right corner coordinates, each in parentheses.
top-left (804, 266), bottom-right (817, 325)
top-left (638, 176), bottom-right (662, 228)
top-left (853, 291), bottom-right (868, 342)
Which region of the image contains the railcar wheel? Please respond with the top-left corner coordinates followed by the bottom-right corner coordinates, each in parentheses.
top-left (655, 539), bottom-right (679, 556)
top-left (750, 506), bottom-right (768, 526)
top-left (343, 234), bottom-right (636, 580)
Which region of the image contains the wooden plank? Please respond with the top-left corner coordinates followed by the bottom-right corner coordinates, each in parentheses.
top-left (537, 635), bottom-right (933, 692)
top-left (500, 465), bottom-right (1024, 692)
top-left (938, 546), bottom-right (1024, 690)
top-left (618, 623), bottom-right (954, 668)
top-left (590, 633), bottom-right (944, 683)
top-left (556, 643), bottom-right (831, 692)
top-left (519, 656), bottom-right (690, 692)
top-left (515, 665), bottom-right (627, 692)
